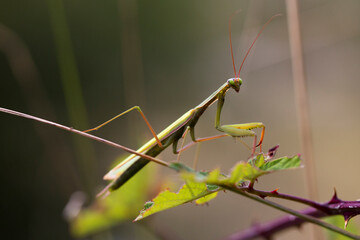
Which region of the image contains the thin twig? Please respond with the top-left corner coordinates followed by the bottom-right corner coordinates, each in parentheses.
top-left (0, 107), bottom-right (170, 168)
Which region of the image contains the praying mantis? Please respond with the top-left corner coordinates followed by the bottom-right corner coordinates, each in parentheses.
top-left (87, 14), bottom-right (280, 196)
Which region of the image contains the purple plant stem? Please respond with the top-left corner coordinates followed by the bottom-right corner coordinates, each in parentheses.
top-left (227, 207), bottom-right (326, 240)
top-left (245, 188), bottom-right (329, 212)
top-left (227, 187), bottom-right (360, 240)
top-left (245, 187), bottom-right (360, 216)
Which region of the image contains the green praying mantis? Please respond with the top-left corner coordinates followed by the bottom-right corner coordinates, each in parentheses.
top-left (86, 14), bottom-right (280, 197)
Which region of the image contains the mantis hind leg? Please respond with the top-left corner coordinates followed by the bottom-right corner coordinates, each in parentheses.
top-left (175, 126), bottom-right (191, 162)
top-left (175, 134), bottom-right (228, 154)
top-left (173, 126), bottom-right (227, 168)
top-left (83, 106), bottom-right (163, 148)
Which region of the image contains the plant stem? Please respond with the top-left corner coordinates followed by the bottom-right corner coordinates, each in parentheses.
top-left (244, 187), bottom-right (360, 216)
top-left (245, 187), bottom-right (329, 212)
top-left (221, 184), bottom-right (360, 239)
top-left (228, 207), bottom-right (326, 240)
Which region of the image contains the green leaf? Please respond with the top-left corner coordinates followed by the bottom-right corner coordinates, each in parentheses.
top-left (135, 154), bottom-right (301, 221)
top-left (135, 180), bottom-right (218, 221)
top-left (228, 162), bottom-right (263, 184)
top-left (260, 155), bottom-right (301, 171)
top-left (183, 154), bottom-right (302, 186)
top-left (230, 154), bottom-right (301, 183)
top-left (195, 192), bottom-right (218, 205)
top-left (248, 154), bottom-right (265, 168)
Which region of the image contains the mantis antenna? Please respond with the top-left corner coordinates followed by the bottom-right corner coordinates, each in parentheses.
top-left (229, 13), bottom-right (283, 78)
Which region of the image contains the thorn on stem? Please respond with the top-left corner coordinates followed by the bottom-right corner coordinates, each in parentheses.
top-left (271, 188), bottom-right (279, 195)
top-left (328, 188), bottom-right (341, 204)
top-left (344, 213), bottom-right (356, 228)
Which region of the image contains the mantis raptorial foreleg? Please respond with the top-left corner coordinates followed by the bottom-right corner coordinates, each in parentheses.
top-left (220, 123), bottom-right (265, 154)
top-left (83, 106), bottom-right (163, 148)
top-left (215, 92), bottom-right (265, 154)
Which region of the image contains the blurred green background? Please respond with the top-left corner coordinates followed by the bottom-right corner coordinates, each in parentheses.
top-left (0, 0), bottom-right (359, 239)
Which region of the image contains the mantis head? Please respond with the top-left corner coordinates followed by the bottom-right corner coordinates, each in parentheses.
top-left (227, 78), bottom-right (242, 92)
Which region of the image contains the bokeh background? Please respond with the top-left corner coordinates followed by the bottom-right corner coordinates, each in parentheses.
top-left (1, 0), bottom-right (360, 239)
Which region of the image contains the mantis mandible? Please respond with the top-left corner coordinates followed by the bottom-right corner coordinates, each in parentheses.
top-left (89, 14), bottom-right (279, 196)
